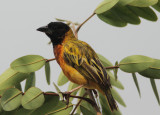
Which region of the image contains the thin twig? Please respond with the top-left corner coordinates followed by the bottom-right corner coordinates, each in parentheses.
top-left (70, 92), bottom-right (88, 115)
top-left (46, 58), bottom-right (56, 62)
top-left (87, 89), bottom-right (101, 115)
top-left (62, 85), bottom-right (84, 105)
top-left (105, 65), bottom-right (119, 69)
top-left (75, 12), bottom-right (96, 36)
top-left (67, 85), bottom-right (84, 94)
top-left (44, 92), bottom-right (96, 107)
top-left (44, 92), bottom-right (59, 96)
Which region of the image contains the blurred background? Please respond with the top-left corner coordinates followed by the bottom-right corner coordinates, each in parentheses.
top-left (0, 0), bottom-right (160, 115)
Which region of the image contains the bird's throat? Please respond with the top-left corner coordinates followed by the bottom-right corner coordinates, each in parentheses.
top-left (51, 29), bottom-right (77, 46)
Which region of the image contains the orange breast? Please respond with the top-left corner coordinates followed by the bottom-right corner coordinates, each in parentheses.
top-left (54, 44), bottom-right (88, 85)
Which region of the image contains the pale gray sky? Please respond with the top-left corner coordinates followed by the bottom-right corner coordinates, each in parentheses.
top-left (0, 0), bottom-right (160, 115)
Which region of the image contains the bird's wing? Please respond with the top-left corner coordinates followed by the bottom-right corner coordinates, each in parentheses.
top-left (63, 40), bottom-right (111, 89)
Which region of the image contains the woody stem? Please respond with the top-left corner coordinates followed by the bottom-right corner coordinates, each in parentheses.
top-left (46, 58), bottom-right (56, 62)
top-left (67, 85), bottom-right (84, 94)
top-left (75, 12), bottom-right (96, 36)
top-left (105, 65), bottom-right (120, 69)
top-left (70, 92), bottom-right (88, 115)
top-left (43, 92), bottom-right (96, 107)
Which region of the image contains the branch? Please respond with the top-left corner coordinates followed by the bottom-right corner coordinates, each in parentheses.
top-left (1, 92), bottom-right (95, 107)
top-left (75, 12), bottom-right (96, 37)
top-left (44, 92), bottom-right (96, 107)
top-left (46, 58), bottom-right (56, 62)
top-left (70, 92), bottom-right (88, 115)
top-left (44, 92), bottom-right (59, 96)
top-left (105, 65), bottom-right (119, 69)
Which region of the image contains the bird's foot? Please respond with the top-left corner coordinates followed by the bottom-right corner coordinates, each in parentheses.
top-left (61, 91), bottom-right (72, 106)
top-left (61, 85), bottom-right (84, 106)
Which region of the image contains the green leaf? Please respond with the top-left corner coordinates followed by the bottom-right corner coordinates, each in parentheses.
top-left (107, 71), bottom-right (124, 89)
top-left (97, 54), bottom-right (113, 67)
top-left (0, 110), bottom-right (17, 115)
top-left (113, 61), bottom-right (119, 80)
top-left (53, 82), bottom-right (63, 100)
top-left (0, 68), bottom-right (29, 90)
top-left (78, 88), bottom-right (86, 97)
top-left (80, 98), bottom-right (96, 114)
top-left (119, 55), bottom-right (155, 73)
top-left (152, 1), bottom-right (160, 12)
top-left (150, 79), bottom-right (160, 105)
top-left (45, 101), bottom-right (73, 115)
top-left (119, 0), bottom-right (135, 6)
top-left (129, 0), bottom-right (158, 7)
top-left (127, 6), bottom-right (158, 21)
top-left (1, 88), bottom-right (22, 111)
top-left (80, 105), bottom-right (95, 115)
top-left (0, 100), bottom-right (2, 112)
top-left (57, 72), bottom-right (68, 86)
top-left (76, 88), bottom-right (86, 114)
top-left (45, 62), bottom-right (51, 85)
top-left (15, 83), bottom-right (22, 91)
top-left (11, 55), bottom-right (46, 73)
top-left (21, 87), bottom-right (45, 110)
top-left (99, 93), bottom-right (111, 114)
top-left (132, 73), bottom-right (141, 97)
top-left (111, 88), bottom-right (126, 107)
top-left (25, 72), bottom-right (36, 92)
top-left (68, 82), bottom-right (79, 101)
top-left (30, 93), bottom-right (59, 115)
top-left (99, 93), bottom-right (122, 115)
top-left (74, 113), bottom-right (80, 115)
top-left (97, 9), bottom-right (127, 27)
top-left (95, 0), bottom-right (119, 14)
top-left (138, 60), bottom-right (160, 79)
top-left (13, 106), bottom-right (35, 115)
top-left (68, 82), bottom-right (78, 91)
top-left (53, 83), bottom-right (61, 94)
top-left (113, 5), bottom-right (141, 25)
top-left (0, 89), bottom-right (7, 97)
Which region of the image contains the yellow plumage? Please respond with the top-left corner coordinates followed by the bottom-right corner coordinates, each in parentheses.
top-left (55, 29), bottom-right (117, 111)
top-left (37, 22), bottom-right (118, 111)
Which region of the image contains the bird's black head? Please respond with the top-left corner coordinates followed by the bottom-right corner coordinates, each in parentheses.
top-left (37, 22), bottom-right (70, 45)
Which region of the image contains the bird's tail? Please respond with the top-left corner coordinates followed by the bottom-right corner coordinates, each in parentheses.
top-left (104, 89), bottom-right (118, 111)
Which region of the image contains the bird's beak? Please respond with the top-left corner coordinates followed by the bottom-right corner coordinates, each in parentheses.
top-left (37, 26), bottom-right (48, 33)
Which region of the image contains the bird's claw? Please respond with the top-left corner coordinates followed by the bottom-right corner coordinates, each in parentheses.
top-left (61, 91), bottom-right (72, 106)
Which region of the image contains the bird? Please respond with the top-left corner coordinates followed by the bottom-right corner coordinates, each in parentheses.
top-left (37, 22), bottom-right (118, 111)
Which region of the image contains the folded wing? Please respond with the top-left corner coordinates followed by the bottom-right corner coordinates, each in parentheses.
top-left (63, 40), bottom-right (111, 90)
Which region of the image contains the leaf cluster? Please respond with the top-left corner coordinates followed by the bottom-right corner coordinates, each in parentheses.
top-left (0, 54), bottom-right (126, 115)
top-left (0, 53), bottom-right (160, 114)
top-left (95, 0), bottom-right (159, 27)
